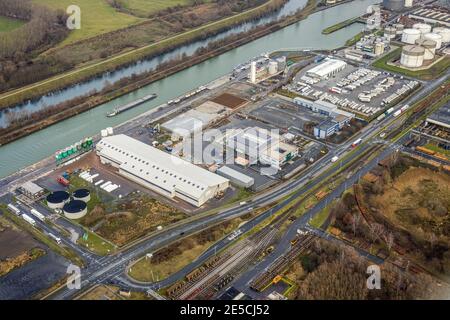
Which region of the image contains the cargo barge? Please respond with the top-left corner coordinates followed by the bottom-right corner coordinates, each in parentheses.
top-left (107, 93), bottom-right (157, 117)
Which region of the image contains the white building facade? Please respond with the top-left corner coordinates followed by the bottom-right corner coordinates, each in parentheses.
top-left (96, 135), bottom-right (229, 207)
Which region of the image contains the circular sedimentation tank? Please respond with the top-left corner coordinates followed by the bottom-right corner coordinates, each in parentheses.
top-left (46, 191), bottom-right (70, 209)
top-left (400, 45), bottom-right (425, 68)
top-left (63, 200), bottom-right (87, 220)
top-left (73, 189), bottom-right (91, 202)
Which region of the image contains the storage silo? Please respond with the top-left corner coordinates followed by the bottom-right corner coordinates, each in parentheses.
top-left (383, 0), bottom-right (404, 11)
top-left (46, 191), bottom-right (70, 210)
top-left (433, 27), bottom-right (450, 43)
top-left (404, 0), bottom-right (413, 7)
top-left (384, 27), bottom-right (397, 39)
top-left (268, 61), bottom-right (278, 75)
top-left (73, 189), bottom-right (91, 202)
top-left (374, 42), bottom-right (385, 56)
top-left (400, 45), bottom-right (424, 68)
top-left (63, 200), bottom-right (88, 220)
top-left (413, 23), bottom-right (431, 36)
top-left (423, 33), bottom-right (443, 49)
top-left (393, 23), bottom-right (404, 35)
top-left (401, 28), bottom-right (421, 44)
top-left (415, 39), bottom-right (436, 60)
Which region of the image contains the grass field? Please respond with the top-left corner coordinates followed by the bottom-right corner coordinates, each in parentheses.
top-left (33, 0), bottom-right (143, 44)
top-left (0, 16), bottom-right (25, 33)
top-left (120, 0), bottom-right (191, 17)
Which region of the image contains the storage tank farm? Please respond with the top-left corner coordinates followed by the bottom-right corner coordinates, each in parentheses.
top-left (412, 23), bottom-right (432, 36)
top-left (394, 23), bottom-right (404, 35)
top-left (383, 0), bottom-right (404, 11)
top-left (46, 191), bottom-right (70, 209)
top-left (433, 27), bottom-right (450, 44)
top-left (415, 39), bottom-right (436, 60)
top-left (63, 200), bottom-right (88, 220)
top-left (423, 33), bottom-right (443, 49)
top-left (384, 26), bottom-right (397, 40)
top-left (400, 45), bottom-right (425, 68)
top-left (402, 28), bottom-right (421, 44)
top-left (73, 189), bottom-right (91, 202)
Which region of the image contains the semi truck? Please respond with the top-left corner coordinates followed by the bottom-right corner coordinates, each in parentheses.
top-left (30, 209), bottom-right (45, 221)
top-left (7, 204), bottom-right (21, 215)
top-left (22, 214), bottom-right (36, 226)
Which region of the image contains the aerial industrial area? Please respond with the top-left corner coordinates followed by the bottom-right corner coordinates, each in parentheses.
top-left (0, 0), bottom-right (449, 303)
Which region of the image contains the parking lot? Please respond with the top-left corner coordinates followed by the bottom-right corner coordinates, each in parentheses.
top-left (289, 62), bottom-right (418, 119)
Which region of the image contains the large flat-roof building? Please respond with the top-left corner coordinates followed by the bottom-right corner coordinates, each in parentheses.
top-left (96, 135), bottom-right (229, 207)
top-left (306, 58), bottom-right (347, 80)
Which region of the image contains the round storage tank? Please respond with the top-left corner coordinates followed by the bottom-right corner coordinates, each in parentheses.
top-left (268, 61), bottom-right (278, 75)
top-left (46, 191), bottom-right (70, 210)
top-left (400, 45), bottom-right (425, 68)
top-left (433, 27), bottom-right (450, 43)
top-left (423, 33), bottom-right (443, 49)
top-left (402, 29), bottom-right (421, 44)
top-left (383, 0), bottom-right (404, 11)
top-left (63, 200), bottom-right (87, 220)
top-left (384, 26), bottom-right (397, 39)
top-left (394, 23), bottom-right (404, 35)
top-left (73, 189), bottom-right (91, 202)
top-left (415, 39), bottom-right (436, 60)
top-left (413, 23), bottom-right (431, 36)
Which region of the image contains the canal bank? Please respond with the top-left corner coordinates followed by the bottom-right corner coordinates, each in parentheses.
top-left (0, 0), bottom-right (379, 179)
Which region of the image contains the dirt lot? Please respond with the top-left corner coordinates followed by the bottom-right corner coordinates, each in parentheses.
top-left (0, 216), bottom-right (40, 260)
top-left (211, 93), bottom-right (248, 109)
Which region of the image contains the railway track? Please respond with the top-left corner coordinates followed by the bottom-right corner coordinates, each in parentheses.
top-left (249, 233), bottom-right (316, 292)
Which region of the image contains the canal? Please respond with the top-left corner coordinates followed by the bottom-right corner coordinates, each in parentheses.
top-left (0, 0), bottom-right (379, 178)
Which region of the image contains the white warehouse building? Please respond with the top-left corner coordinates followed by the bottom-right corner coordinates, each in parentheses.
top-left (306, 58), bottom-right (347, 80)
top-left (96, 135), bottom-right (230, 207)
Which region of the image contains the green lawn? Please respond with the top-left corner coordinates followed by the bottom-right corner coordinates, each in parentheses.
top-left (120, 0), bottom-right (191, 17)
top-left (33, 0), bottom-right (143, 44)
top-left (77, 229), bottom-right (116, 256)
top-left (0, 16), bottom-right (25, 33)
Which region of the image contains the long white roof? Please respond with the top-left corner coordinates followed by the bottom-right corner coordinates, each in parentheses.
top-left (97, 135), bottom-right (228, 199)
top-left (307, 58), bottom-right (347, 78)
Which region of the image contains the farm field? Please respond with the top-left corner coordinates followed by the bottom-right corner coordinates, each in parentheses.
top-left (33, 0), bottom-right (143, 44)
top-left (0, 16), bottom-right (24, 33)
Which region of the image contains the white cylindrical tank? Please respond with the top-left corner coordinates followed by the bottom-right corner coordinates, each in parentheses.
top-left (400, 45), bottom-right (424, 68)
top-left (268, 61), bottom-right (278, 75)
top-left (404, 0), bottom-right (413, 7)
top-left (402, 28), bottom-right (421, 44)
top-left (416, 39), bottom-right (436, 60)
top-left (384, 26), bottom-right (397, 39)
top-left (393, 23), bottom-right (404, 35)
top-left (250, 61), bottom-right (257, 83)
top-left (423, 33), bottom-right (443, 49)
top-left (433, 27), bottom-right (450, 43)
top-left (374, 42), bottom-right (385, 56)
top-left (413, 23), bottom-right (431, 36)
